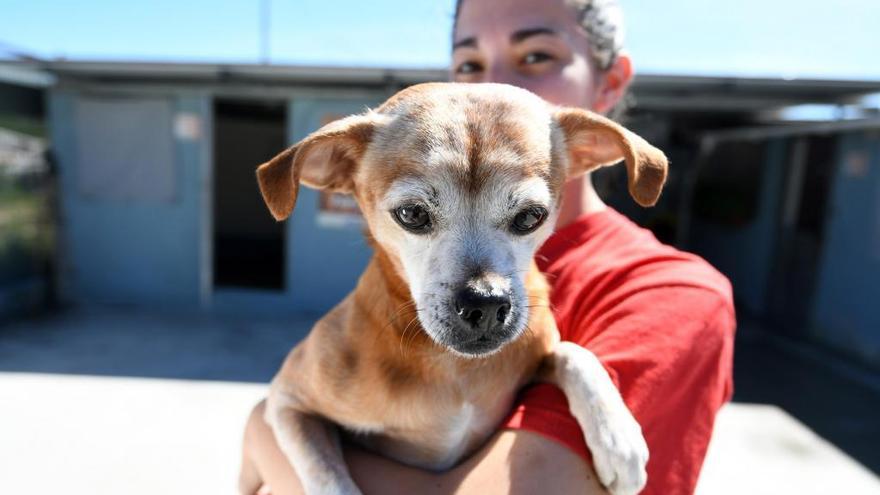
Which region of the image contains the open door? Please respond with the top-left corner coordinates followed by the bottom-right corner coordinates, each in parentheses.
top-left (767, 135), bottom-right (837, 334)
top-left (213, 99), bottom-right (286, 290)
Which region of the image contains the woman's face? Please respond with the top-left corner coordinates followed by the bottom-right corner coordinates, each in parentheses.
top-left (451, 0), bottom-right (603, 110)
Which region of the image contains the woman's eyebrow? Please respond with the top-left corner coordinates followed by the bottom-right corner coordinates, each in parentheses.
top-left (453, 37), bottom-right (477, 51)
top-left (453, 27), bottom-right (558, 52)
top-left (510, 27), bottom-right (557, 43)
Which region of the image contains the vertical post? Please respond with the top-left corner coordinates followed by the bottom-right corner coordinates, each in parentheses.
top-left (260, 0), bottom-right (271, 64)
top-left (199, 95), bottom-right (214, 309)
top-left (781, 137), bottom-right (809, 230)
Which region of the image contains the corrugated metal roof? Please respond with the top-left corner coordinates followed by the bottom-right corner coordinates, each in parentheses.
top-left (0, 63), bottom-right (54, 88)
top-left (3, 60), bottom-right (880, 113)
top-left (20, 60), bottom-right (444, 86)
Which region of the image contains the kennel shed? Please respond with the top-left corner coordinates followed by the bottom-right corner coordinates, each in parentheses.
top-left (14, 60), bottom-right (880, 355)
top-left (39, 62), bottom-right (445, 315)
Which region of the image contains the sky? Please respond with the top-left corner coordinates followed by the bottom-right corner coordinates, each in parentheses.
top-left (1, 0), bottom-right (879, 80)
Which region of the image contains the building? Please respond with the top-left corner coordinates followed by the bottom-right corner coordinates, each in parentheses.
top-left (0, 63), bottom-right (52, 318)
top-left (1, 60), bottom-right (878, 364)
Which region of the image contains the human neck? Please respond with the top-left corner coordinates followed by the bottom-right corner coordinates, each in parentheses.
top-left (554, 174), bottom-right (607, 230)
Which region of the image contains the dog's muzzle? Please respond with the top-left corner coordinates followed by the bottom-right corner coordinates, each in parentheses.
top-left (445, 283), bottom-right (518, 356)
top-left (455, 287), bottom-right (511, 333)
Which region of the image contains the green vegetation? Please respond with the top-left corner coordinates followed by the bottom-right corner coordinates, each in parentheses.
top-left (0, 115), bottom-right (46, 138)
top-left (0, 180), bottom-right (54, 282)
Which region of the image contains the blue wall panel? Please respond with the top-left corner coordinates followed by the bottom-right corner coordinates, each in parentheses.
top-left (690, 139), bottom-right (788, 315)
top-left (285, 98), bottom-right (382, 313)
top-left (50, 91), bottom-right (208, 308)
top-left (812, 131), bottom-right (880, 363)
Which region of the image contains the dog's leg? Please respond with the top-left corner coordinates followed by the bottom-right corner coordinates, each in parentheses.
top-left (542, 341), bottom-right (649, 495)
top-left (264, 392), bottom-right (361, 495)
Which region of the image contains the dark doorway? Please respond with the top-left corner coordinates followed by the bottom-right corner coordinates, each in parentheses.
top-left (767, 134), bottom-right (838, 333)
top-left (213, 99), bottom-right (286, 290)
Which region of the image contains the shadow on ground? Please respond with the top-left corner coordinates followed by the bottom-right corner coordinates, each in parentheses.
top-left (0, 308), bottom-right (317, 382)
top-left (2, 307), bottom-right (879, 474)
top-left (734, 321), bottom-right (880, 474)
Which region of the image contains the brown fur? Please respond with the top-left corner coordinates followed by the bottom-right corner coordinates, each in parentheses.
top-left (256, 115), bottom-right (378, 220)
top-left (273, 246), bottom-right (557, 467)
top-left (554, 108), bottom-right (668, 206)
top-left (254, 82), bottom-right (668, 475)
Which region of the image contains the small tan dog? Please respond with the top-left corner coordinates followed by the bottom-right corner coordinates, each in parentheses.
top-left (242, 82), bottom-right (667, 495)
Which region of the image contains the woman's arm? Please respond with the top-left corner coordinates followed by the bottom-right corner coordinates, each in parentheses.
top-left (241, 399), bottom-right (608, 495)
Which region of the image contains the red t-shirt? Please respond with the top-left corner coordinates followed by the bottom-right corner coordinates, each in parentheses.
top-left (503, 208), bottom-right (736, 495)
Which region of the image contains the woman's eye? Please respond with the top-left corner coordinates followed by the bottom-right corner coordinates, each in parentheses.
top-left (455, 61), bottom-right (483, 74)
top-left (522, 52), bottom-right (554, 65)
top-left (393, 204), bottom-right (432, 233)
top-left (510, 206), bottom-right (548, 235)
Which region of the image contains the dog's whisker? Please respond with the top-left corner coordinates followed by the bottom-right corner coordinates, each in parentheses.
top-left (399, 313), bottom-right (425, 358)
top-left (404, 319), bottom-right (420, 358)
top-left (371, 301), bottom-right (422, 354)
top-left (382, 301), bottom-right (419, 331)
top-left (405, 320), bottom-right (423, 355)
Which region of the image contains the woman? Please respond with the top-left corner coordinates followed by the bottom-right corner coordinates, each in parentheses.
top-left (240, 1), bottom-right (735, 493)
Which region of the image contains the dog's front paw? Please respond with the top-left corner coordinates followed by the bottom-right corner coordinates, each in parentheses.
top-left (552, 342), bottom-right (648, 495)
top-left (582, 407), bottom-right (648, 495)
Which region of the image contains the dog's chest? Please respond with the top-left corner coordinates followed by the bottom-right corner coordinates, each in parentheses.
top-left (346, 386), bottom-right (518, 471)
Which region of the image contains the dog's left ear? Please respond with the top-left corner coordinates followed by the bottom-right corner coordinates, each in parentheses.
top-left (554, 107), bottom-right (668, 207)
top-left (256, 113), bottom-right (381, 221)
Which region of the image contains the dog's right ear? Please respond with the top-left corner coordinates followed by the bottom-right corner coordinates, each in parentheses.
top-left (256, 113), bottom-right (382, 221)
top-left (554, 107), bottom-right (668, 207)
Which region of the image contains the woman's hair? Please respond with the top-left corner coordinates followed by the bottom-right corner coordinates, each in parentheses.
top-left (452, 0), bottom-right (626, 71)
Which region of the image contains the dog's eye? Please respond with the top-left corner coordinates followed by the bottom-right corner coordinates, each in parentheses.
top-left (393, 204), bottom-right (432, 233)
top-left (511, 206), bottom-right (548, 235)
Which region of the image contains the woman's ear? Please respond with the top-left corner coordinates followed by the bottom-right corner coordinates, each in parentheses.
top-left (256, 113), bottom-right (381, 221)
top-left (553, 106), bottom-right (668, 206)
top-left (592, 52), bottom-right (633, 115)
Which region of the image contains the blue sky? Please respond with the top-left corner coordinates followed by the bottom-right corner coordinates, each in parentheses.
top-left (1, 0), bottom-right (878, 80)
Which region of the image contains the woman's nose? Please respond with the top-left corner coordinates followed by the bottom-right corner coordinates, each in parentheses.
top-left (486, 63), bottom-right (517, 85)
top-left (485, 65), bottom-right (540, 95)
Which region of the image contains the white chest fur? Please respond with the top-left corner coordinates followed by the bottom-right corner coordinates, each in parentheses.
top-left (431, 401), bottom-right (484, 470)
top-left (346, 391), bottom-right (515, 471)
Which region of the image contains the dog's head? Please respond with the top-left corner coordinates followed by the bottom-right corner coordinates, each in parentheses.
top-left (257, 83), bottom-right (667, 357)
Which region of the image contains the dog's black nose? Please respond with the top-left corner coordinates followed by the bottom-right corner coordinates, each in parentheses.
top-left (454, 288), bottom-right (511, 333)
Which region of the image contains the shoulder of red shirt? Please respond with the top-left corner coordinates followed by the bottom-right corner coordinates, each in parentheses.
top-left (525, 207), bottom-right (736, 495)
top-left (537, 207), bottom-right (734, 341)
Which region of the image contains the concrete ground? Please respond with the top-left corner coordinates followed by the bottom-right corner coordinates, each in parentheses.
top-left (733, 321), bottom-right (880, 474)
top-left (0, 372), bottom-right (265, 494)
top-left (1, 308), bottom-right (879, 494)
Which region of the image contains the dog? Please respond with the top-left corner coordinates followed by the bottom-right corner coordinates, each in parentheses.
top-left (242, 82), bottom-right (668, 495)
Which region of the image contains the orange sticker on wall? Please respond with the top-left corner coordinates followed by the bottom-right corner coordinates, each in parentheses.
top-left (316, 112), bottom-right (364, 229)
